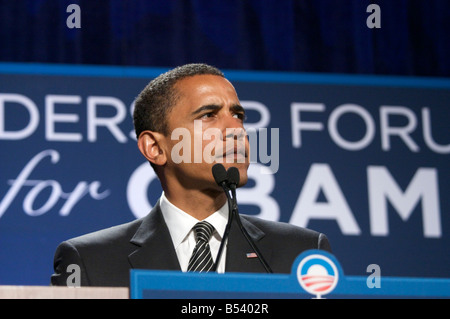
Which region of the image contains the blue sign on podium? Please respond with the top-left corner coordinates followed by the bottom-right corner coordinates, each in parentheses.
top-left (130, 250), bottom-right (450, 299)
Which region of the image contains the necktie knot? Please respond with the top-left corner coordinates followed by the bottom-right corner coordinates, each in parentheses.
top-left (194, 221), bottom-right (214, 243)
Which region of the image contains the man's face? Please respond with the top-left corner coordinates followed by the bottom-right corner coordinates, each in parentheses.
top-left (161, 74), bottom-right (250, 191)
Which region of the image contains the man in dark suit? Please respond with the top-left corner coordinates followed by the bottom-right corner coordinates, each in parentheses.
top-left (51, 63), bottom-right (331, 287)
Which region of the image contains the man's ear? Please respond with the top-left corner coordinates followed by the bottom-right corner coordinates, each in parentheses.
top-left (137, 130), bottom-right (167, 166)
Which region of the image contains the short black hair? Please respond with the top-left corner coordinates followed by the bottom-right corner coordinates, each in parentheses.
top-left (133, 63), bottom-right (224, 138)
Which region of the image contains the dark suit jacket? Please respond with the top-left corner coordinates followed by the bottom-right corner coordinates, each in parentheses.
top-left (51, 203), bottom-right (331, 287)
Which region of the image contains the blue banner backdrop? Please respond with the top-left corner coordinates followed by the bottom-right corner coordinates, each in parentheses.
top-left (0, 63), bottom-right (449, 285)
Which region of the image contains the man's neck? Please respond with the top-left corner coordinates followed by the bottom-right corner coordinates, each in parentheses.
top-left (163, 186), bottom-right (227, 220)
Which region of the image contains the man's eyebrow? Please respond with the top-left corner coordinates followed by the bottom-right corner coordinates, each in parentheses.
top-left (230, 104), bottom-right (245, 114)
top-left (191, 103), bottom-right (245, 116)
top-left (191, 104), bottom-right (222, 116)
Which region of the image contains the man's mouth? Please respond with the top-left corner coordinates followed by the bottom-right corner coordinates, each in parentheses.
top-left (216, 145), bottom-right (247, 162)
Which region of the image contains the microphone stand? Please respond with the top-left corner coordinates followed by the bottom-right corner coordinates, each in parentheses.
top-left (211, 167), bottom-right (234, 272)
top-left (228, 180), bottom-right (273, 274)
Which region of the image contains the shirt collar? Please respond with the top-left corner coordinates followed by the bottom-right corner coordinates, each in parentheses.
top-left (160, 192), bottom-right (229, 248)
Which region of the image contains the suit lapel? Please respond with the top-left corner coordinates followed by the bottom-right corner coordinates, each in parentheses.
top-left (128, 203), bottom-right (181, 271)
top-left (225, 215), bottom-right (271, 273)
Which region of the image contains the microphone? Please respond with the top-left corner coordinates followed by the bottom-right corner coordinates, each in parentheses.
top-left (212, 163), bottom-right (228, 189)
top-left (226, 166), bottom-right (240, 190)
top-left (212, 164), bottom-right (273, 273)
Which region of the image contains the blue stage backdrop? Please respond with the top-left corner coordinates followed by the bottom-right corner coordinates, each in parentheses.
top-left (0, 63), bottom-right (449, 285)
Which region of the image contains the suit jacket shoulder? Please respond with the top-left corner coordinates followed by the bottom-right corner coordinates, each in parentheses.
top-left (235, 215), bottom-right (332, 273)
top-left (242, 214), bottom-right (331, 250)
top-left (51, 204), bottom-right (180, 287)
top-left (51, 218), bottom-right (144, 287)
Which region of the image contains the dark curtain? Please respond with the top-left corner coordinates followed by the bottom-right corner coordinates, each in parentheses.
top-left (0, 0), bottom-right (448, 77)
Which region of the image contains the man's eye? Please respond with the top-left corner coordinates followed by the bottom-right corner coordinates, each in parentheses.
top-left (233, 113), bottom-right (246, 121)
top-left (200, 112), bottom-right (214, 119)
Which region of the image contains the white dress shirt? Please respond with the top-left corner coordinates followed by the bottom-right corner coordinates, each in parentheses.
top-left (159, 192), bottom-right (228, 273)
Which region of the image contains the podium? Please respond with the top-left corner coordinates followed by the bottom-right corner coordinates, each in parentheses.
top-left (0, 286), bottom-right (128, 299)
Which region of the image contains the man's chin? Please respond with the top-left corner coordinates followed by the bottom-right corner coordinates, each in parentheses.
top-left (237, 175), bottom-right (248, 188)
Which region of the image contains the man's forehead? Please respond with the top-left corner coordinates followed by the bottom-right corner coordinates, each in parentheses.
top-left (175, 74), bottom-right (234, 91)
top-left (174, 74), bottom-right (239, 105)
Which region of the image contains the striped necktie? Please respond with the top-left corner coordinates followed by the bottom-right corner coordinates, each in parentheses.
top-left (187, 221), bottom-right (215, 272)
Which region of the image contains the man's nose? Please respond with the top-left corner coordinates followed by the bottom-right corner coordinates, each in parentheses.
top-left (222, 112), bottom-right (244, 130)
top-left (224, 127), bottom-right (246, 140)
